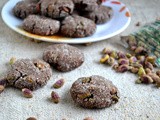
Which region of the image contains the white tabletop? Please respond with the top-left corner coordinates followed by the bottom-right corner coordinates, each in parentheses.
top-left (0, 0), bottom-right (160, 120)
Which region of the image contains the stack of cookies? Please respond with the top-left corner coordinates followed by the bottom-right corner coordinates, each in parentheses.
top-left (13, 0), bottom-right (113, 38)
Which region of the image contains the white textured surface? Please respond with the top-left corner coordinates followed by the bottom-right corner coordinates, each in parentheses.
top-left (0, 0), bottom-right (160, 120)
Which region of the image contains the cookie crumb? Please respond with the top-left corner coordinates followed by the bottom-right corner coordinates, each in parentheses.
top-left (26, 117), bottom-right (37, 120)
top-left (84, 117), bottom-right (94, 120)
top-left (135, 22), bottom-right (140, 26)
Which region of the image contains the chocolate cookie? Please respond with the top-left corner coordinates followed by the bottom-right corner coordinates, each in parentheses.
top-left (39, 0), bottom-right (74, 19)
top-left (72, 0), bottom-right (102, 12)
top-left (43, 44), bottom-right (84, 72)
top-left (60, 15), bottom-right (96, 38)
top-left (6, 59), bottom-right (52, 90)
top-left (13, 0), bottom-right (40, 19)
top-left (82, 6), bottom-right (113, 24)
top-left (70, 75), bottom-right (119, 109)
top-left (22, 15), bottom-right (60, 35)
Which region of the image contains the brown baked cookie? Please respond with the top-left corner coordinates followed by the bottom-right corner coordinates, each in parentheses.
top-left (43, 44), bottom-right (84, 72)
top-left (13, 0), bottom-right (40, 19)
top-left (72, 0), bottom-right (102, 12)
top-left (60, 15), bottom-right (96, 38)
top-left (6, 59), bottom-right (52, 90)
top-left (82, 6), bottom-right (113, 24)
top-left (70, 75), bottom-right (119, 109)
top-left (39, 0), bottom-right (74, 19)
top-left (22, 15), bottom-right (60, 36)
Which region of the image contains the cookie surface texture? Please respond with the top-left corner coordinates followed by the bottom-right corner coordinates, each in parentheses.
top-left (43, 44), bottom-right (84, 72)
top-left (70, 75), bottom-right (119, 108)
top-left (6, 59), bottom-right (52, 90)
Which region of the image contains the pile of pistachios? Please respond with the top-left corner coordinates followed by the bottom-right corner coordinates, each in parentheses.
top-left (100, 47), bottom-right (160, 88)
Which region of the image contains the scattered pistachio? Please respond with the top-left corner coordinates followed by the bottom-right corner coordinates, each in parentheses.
top-left (0, 85), bottom-right (5, 94)
top-left (117, 51), bottom-right (126, 59)
top-left (100, 54), bottom-right (109, 63)
top-left (126, 53), bottom-right (132, 58)
top-left (135, 79), bottom-right (142, 84)
top-left (117, 64), bottom-right (129, 73)
top-left (156, 70), bottom-right (160, 77)
top-left (140, 75), bottom-right (153, 84)
top-left (9, 57), bottom-right (16, 65)
top-left (26, 117), bottom-right (37, 120)
top-left (138, 67), bottom-right (146, 76)
top-left (145, 62), bottom-right (154, 70)
top-left (134, 46), bottom-right (147, 55)
top-left (155, 79), bottom-right (160, 88)
top-left (107, 57), bottom-right (115, 66)
top-left (145, 56), bottom-right (156, 65)
top-left (110, 51), bottom-right (118, 59)
top-left (51, 91), bottom-right (60, 103)
top-left (112, 64), bottom-right (119, 70)
top-left (118, 58), bottom-right (129, 65)
top-left (130, 63), bottom-right (143, 68)
top-left (130, 67), bottom-right (139, 74)
top-left (22, 88), bottom-right (33, 98)
top-left (102, 48), bottom-right (112, 54)
top-left (148, 73), bottom-right (160, 83)
top-left (129, 56), bottom-right (137, 64)
top-left (53, 79), bottom-right (65, 89)
top-left (84, 117), bottom-right (94, 120)
top-left (145, 68), bottom-right (152, 74)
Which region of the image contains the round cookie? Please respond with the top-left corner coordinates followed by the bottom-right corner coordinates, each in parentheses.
top-left (39, 0), bottom-right (74, 19)
top-left (72, 0), bottom-right (102, 12)
top-left (43, 44), bottom-right (84, 72)
top-left (82, 6), bottom-right (113, 24)
top-left (6, 59), bottom-right (52, 90)
top-left (60, 15), bottom-right (96, 38)
top-left (22, 15), bottom-right (60, 36)
top-left (70, 75), bottom-right (119, 109)
top-left (13, 0), bottom-right (40, 19)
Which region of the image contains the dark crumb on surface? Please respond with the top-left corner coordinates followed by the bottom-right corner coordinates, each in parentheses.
top-left (26, 117), bottom-right (37, 120)
top-left (135, 22), bottom-right (140, 26)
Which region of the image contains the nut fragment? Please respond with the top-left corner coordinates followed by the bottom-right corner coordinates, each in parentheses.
top-left (117, 64), bottom-right (129, 73)
top-left (22, 88), bottom-right (33, 98)
top-left (134, 46), bottom-right (147, 55)
top-left (26, 117), bottom-right (37, 120)
top-left (100, 54), bottom-right (109, 63)
top-left (0, 85), bottom-right (5, 94)
top-left (117, 52), bottom-right (126, 59)
top-left (138, 67), bottom-right (146, 76)
top-left (129, 56), bottom-right (137, 64)
top-left (145, 68), bottom-right (152, 74)
top-left (53, 79), bottom-right (65, 89)
top-left (126, 53), bottom-right (132, 58)
top-left (84, 117), bottom-right (94, 120)
top-left (145, 62), bottom-right (154, 70)
top-left (9, 57), bottom-right (16, 65)
top-left (130, 67), bottom-right (139, 74)
top-left (107, 57), bottom-right (115, 66)
top-left (118, 58), bottom-right (129, 65)
top-left (102, 48), bottom-right (112, 54)
top-left (156, 70), bottom-right (160, 77)
top-left (51, 91), bottom-right (60, 103)
top-left (135, 79), bottom-right (142, 84)
top-left (140, 75), bottom-right (153, 84)
top-left (112, 64), bottom-right (119, 70)
top-left (110, 51), bottom-right (118, 59)
top-left (145, 56), bottom-right (156, 65)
